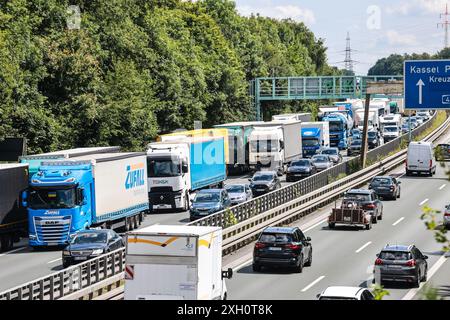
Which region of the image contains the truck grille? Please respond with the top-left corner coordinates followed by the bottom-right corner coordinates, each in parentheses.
top-left (34, 216), bottom-right (71, 244)
top-left (149, 193), bottom-right (175, 205)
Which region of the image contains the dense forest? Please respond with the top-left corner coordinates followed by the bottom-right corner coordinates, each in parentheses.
top-left (0, 0), bottom-right (339, 153)
top-left (368, 48), bottom-right (450, 75)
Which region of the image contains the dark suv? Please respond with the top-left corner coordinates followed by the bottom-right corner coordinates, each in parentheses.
top-left (369, 176), bottom-right (401, 200)
top-left (249, 171), bottom-right (281, 196)
top-left (368, 130), bottom-right (381, 149)
top-left (374, 245), bottom-right (428, 288)
top-left (252, 226), bottom-right (312, 273)
top-left (343, 189), bottom-right (383, 223)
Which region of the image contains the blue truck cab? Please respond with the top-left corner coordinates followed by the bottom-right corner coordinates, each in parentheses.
top-left (26, 162), bottom-right (92, 246)
top-left (322, 113), bottom-right (349, 150)
top-left (302, 128), bottom-right (322, 157)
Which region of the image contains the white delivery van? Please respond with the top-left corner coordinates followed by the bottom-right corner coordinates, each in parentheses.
top-left (124, 225), bottom-right (232, 300)
top-left (406, 142), bottom-right (436, 176)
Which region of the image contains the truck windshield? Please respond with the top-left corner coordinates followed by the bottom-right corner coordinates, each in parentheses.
top-left (384, 127), bottom-right (398, 133)
top-left (148, 159), bottom-right (181, 177)
top-left (302, 138), bottom-right (319, 147)
top-left (328, 122), bottom-right (343, 131)
top-left (29, 187), bottom-right (77, 209)
top-left (250, 140), bottom-right (278, 152)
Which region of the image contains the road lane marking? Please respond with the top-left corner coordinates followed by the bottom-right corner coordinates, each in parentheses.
top-left (301, 276), bottom-right (325, 292)
top-left (402, 255), bottom-right (448, 300)
top-left (304, 219), bottom-right (327, 233)
top-left (419, 199), bottom-right (429, 206)
top-left (392, 217), bottom-right (405, 226)
top-left (47, 258), bottom-right (62, 264)
top-left (355, 241), bottom-right (372, 253)
top-left (439, 184), bottom-right (446, 190)
top-left (233, 260), bottom-right (252, 272)
top-left (0, 246), bottom-right (26, 257)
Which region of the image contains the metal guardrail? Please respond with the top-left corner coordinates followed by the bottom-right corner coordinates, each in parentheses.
top-left (0, 248), bottom-right (125, 300)
top-left (0, 112), bottom-right (445, 300)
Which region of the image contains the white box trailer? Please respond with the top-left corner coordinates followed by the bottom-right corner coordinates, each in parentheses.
top-left (124, 225), bottom-right (232, 300)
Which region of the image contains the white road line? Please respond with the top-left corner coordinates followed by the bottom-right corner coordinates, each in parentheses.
top-left (439, 184), bottom-right (446, 190)
top-left (419, 199), bottom-right (429, 206)
top-left (47, 258), bottom-right (62, 264)
top-left (233, 260), bottom-right (252, 272)
top-left (0, 246), bottom-right (26, 257)
top-left (301, 276), bottom-right (325, 292)
top-left (304, 219), bottom-right (327, 233)
top-left (355, 241), bottom-right (372, 253)
top-left (402, 255), bottom-right (448, 300)
top-left (392, 217), bottom-right (405, 226)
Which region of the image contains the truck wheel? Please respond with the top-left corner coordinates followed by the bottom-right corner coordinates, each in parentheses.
top-left (133, 215), bottom-right (138, 229)
top-left (252, 264), bottom-right (261, 272)
top-left (328, 223), bottom-right (335, 229)
top-left (125, 217), bottom-right (132, 232)
top-left (0, 234), bottom-right (12, 252)
top-left (366, 223), bottom-right (372, 230)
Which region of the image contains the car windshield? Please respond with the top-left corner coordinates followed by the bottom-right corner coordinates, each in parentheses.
top-left (379, 251), bottom-right (412, 260)
top-left (312, 156), bottom-right (328, 162)
top-left (291, 160), bottom-right (310, 167)
top-left (195, 193), bottom-right (220, 202)
top-left (372, 178), bottom-right (392, 185)
top-left (148, 159), bottom-right (181, 177)
top-left (253, 174), bottom-right (273, 181)
top-left (344, 193), bottom-right (370, 201)
top-left (322, 149), bottom-right (337, 155)
top-left (259, 233), bottom-right (293, 243)
top-left (319, 297), bottom-right (358, 301)
top-left (72, 232), bottom-right (107, 244)
top-left (226, 185), bottom-right (244, 193)
top-left (29, 187), bottom-right (77, 209)
top-left (384, 127), bottom-right (398, 132)
top-left (351, 140), bottom-right (362, 146)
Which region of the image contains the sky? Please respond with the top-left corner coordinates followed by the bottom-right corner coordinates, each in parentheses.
top-left (234, 0), bottom-right (449, 75)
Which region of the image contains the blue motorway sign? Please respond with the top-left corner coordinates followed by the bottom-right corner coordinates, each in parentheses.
top-left (404, 59), bottom-right (450, 109)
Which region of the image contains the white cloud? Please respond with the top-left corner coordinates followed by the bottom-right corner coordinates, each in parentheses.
top-left (237, 4), bottom-right (316, 25)
top-left (385, 3), bottom-right (412, 15)
top-left (386, 30), bottom-right (419, 46)
top-left (416, 0), bottom-right (448, 14)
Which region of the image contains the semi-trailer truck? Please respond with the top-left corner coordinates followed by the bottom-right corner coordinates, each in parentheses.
top-left (147, 136), bottom-right (227, 212)
top-left (20, 147), bottom-right (121, 177)
top-left (301, 122), bottom-right (330, 158)
top-left (24, 153), bottom-right (149, 247)
top-left (272, 113), bottom-right (312, 122)
top-left (0, 164), bottom-right (29, 251)
top-left (213, 122), bottom-right (263, 174)
top-left (355, 109), bottom-right (379, 132)
top-left (124, 225), bottom-right (232, 300)
top-left (321, 113), bottom-right (350, 150)
top-left (248, 121), bottom-right (302, 175)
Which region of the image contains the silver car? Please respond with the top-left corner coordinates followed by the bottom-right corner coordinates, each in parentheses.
top-left (320, 147), bottom-right (342, 164)
top-left (311, 154), bottom-right (333, 171)
top-left (225, 184), bottom-right (252, 205)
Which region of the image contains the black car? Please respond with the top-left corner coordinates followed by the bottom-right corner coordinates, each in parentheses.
top-left (62, 229), bottom-right (124, 268)
top-left (435, 144), bottom-right (450, 161)
top-left (252, 226), bottom-right (312, 273)
top-left (286, 159), bottom-right (317, 182)
top-left (347, 139), bottom-right (362, 156)
top-left (343, 189), bottom-right (383, 223)
top-left (189, 189), bottom-right (232, 221)
top-left (249, 171), bottom-right (281, 196)
top-left (369, 176), bottom-right (401, 200)
top-left (368, 130), bottom-right (381, 149)
top-left (374, 245), bottom-right (428, 288)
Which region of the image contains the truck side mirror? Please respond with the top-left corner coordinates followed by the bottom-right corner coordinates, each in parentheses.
top-left (182, 164), bottom-right (188, 173)
top-left (222, 268), bottom-right (233, 280)
top-left (21, 190), bottom-right (28, 207)
top-left (77, 188), bottom-right (87, 206)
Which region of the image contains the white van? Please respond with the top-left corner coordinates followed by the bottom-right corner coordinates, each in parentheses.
top-left (406, 142), bottom-right (436, 176)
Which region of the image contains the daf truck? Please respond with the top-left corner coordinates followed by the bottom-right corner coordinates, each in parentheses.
top-left (24, 153), bottom-right (149, 247)
top-left (147, 136), bottom-right (227, 212)
top-left (0, 164), bottom-right (29, 251)
top-left (124, 225), bottom-right (232, 300)
top-left (248, 121), bottom-right (302, 175)
top-left (301, 122), bottom-right (330, 158)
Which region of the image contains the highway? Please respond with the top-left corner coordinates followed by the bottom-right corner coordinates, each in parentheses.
top-left (224, 132), bottom-right (450, 300)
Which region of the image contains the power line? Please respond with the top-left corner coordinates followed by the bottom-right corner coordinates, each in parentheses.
top-left (438, 2), bottom-right (450, 48)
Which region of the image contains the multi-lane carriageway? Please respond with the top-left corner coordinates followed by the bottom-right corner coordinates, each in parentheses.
top-left (1, 129), bottom-right (449, 299)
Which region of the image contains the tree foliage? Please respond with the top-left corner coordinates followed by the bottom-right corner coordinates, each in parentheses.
top-left (0, 0), bottom-right (332, 153)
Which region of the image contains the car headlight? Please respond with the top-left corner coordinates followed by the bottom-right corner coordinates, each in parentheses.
top-left (63, 250), bottom-right (70, 256)
top-left (91, 249), bottom-right (104, 255)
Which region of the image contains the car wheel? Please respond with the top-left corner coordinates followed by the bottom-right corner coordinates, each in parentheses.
top-left (252, 263), bottom-right (261, 272)
top-left (414, 274), bottom-right (421, 288)
top-left (295, 256), bottom-right (304, 273)
top-left (397, 191), bottom-right (400, 199)
top-left (422, 269), bottom-right (428, 282)
top-left (428, 170), bottom-right (433, 177)
top-left (304, 250), bottom-right (312, 267)
top-left (366, 223), bottom-right (371, 230)
top-left (372, 215), bottom-right (378, 224)
top-left (62, 261), bottom-right (70, 268)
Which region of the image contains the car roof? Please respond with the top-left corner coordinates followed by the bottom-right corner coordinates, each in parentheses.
top-left (382, 244), bottom-right (413, 252)
top-left (346, 189), bottom-right (371, 194)
top-left (225, 184), bottom-right (246, 187)
top-left (77, 229), bottom-right (110, 234)
top-left (254, 171), bottom-right (277, 175)
top-left (198, 189), bottom-right (222, 194)
top-left (263, 226), bottom-right (297, 234)
top-left (372, 176), bottom-right (393, 180)
top-left (321, 286), bottom-right (366, 298)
